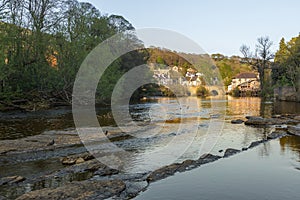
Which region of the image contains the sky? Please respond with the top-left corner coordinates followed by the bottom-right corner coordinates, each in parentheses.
top-left (80, 0), bottom-right (300, 56)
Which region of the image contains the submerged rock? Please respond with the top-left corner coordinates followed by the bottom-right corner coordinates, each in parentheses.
top-left (94, 167), bottom-right (119, 177)
top-left (16, 180), bottom-right (126, 200)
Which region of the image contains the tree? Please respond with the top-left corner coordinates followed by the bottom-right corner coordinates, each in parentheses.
top-left (0, 0), bottom-right (146, 108)
top-left (285, 35), bottom-right (300, 92)
top-left (240, 36), bottom-right (274, 96)
top-left (275, 38), bottom-right (288, 64)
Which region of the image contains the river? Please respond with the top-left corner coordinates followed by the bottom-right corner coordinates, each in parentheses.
top-left (0, 97), bottom-right (299, 199)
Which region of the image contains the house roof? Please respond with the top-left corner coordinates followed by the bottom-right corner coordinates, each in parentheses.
top-left (234, 72), bottom-right (257, 79)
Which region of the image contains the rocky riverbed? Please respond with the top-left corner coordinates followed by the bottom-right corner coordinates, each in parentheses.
top-left (0, 114), bottom-right (299, 199)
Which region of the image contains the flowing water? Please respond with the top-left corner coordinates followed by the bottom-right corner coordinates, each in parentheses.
top-left (0, 97), bottom-right (299, 199)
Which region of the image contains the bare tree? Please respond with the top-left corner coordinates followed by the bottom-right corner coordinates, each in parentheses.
top-left (240, 36), bottom-right (274, 94)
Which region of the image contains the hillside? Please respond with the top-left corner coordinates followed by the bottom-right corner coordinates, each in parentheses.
top-left (212, 54), bottom-right (254, 86)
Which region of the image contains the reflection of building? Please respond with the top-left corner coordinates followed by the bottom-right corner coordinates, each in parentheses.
top-left (226, 96), bottom-right (262, 116)
top-left (228, 72), bottom-right (260, 93)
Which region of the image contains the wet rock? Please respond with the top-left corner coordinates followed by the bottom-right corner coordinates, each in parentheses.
top-left (62, 152), bottom-right (95, 165)
top-left (29, 160), bottom-right (108, 191)
top-left (177, 160), bottom-right (198, 172)
top-left (274, 124), bottom-right (288, 131)
top-left (223, 148), bottom-right (241, 158)
top-left (267, 131), bottom-right (287, 140)
top-left (197, 154), bottom-right (222, 165)
top-left (147, 163), bottom-right (181, 183)
top-left (75, 158), bottom-right (85, 164)
top-left (0, 131), bottom-right (82, 155)
top-left (210, 114), bottom-right (221, 119)
top-left (245, 115), bottom-right (299, 127)
top-left (16, 180), bottom-right (126, 200)
top-left (245, 116), bottom-right (259, 120)
top-left (287, 125), bottom-right (300, 136)
top-left (119, 181), bottom-right (148, 199)
top-left (245, 117), bottom-right (278, 126)
top-left (231, 119), bottom-right (245, 124)
top-left (248, 140), bottom-right (266, 149)
top-left (110, 173), bottom-right (148, 182)
top-left (242, 147), bottom-right (248, 151)
top-left (94, 167), bottom-right (119, 176)
top-left (62, 157), bottom-right (76, 165)
top-left (218, 150), bottom-right (223, 153)
top-left (294, 116), bottom-right (300, 121)
top-left (0, 176), bottom-right (26, 186)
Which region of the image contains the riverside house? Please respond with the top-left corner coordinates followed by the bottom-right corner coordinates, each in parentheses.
top-left (227, 72), bottom-right (260, 95)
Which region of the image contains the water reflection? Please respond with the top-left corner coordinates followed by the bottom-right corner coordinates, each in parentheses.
top-left (280, 136), bottom-right (300, 160)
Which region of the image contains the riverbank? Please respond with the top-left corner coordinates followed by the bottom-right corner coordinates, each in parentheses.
top-left (0, 114), bottom-right (299, 199)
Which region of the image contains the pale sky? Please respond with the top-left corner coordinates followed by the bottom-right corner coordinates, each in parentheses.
top-left (80, 0), bottom-right (300, 56)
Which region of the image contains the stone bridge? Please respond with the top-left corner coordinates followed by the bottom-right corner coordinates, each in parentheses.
top-left (188, 85), bottom-right (226, 96)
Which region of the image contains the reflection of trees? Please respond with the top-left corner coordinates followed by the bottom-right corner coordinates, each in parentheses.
top-left (259, 101), bottom-right (273, 118)
top-left (280, 136), bottom-right (300, 159)
top-left (258, 142), bottom-right (271, 157)
top-left (273, 101), bottom-right (300, 115)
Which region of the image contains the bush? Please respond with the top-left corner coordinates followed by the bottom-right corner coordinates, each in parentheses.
top-left (231, 87), bottom-right (240, 97)
top-left (196, 86), bottom-right (209, 97)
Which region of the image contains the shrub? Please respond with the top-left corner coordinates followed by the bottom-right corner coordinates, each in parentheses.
top-left (196, 86), bottom-right (209, 97)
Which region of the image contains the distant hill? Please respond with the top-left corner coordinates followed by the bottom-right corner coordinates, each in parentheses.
top-left (211, 54), bottom-right (254, 86)
top-left (147, 48), bottom-right (222, 85)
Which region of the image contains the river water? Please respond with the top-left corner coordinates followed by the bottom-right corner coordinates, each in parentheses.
top-left (136, 136), bottom-right (300, 200)
top-left (0, 97), bottom-right (300, 199)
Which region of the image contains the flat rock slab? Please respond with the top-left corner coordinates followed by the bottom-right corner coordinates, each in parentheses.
top-left (0, 132), bottom-right (82, 155)
top-left (16, 180), bottom-right (126, 200)
top-left (245, 116), bottom-right (300, 126)
top-left (147, 154), bottom-right (222, 183)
